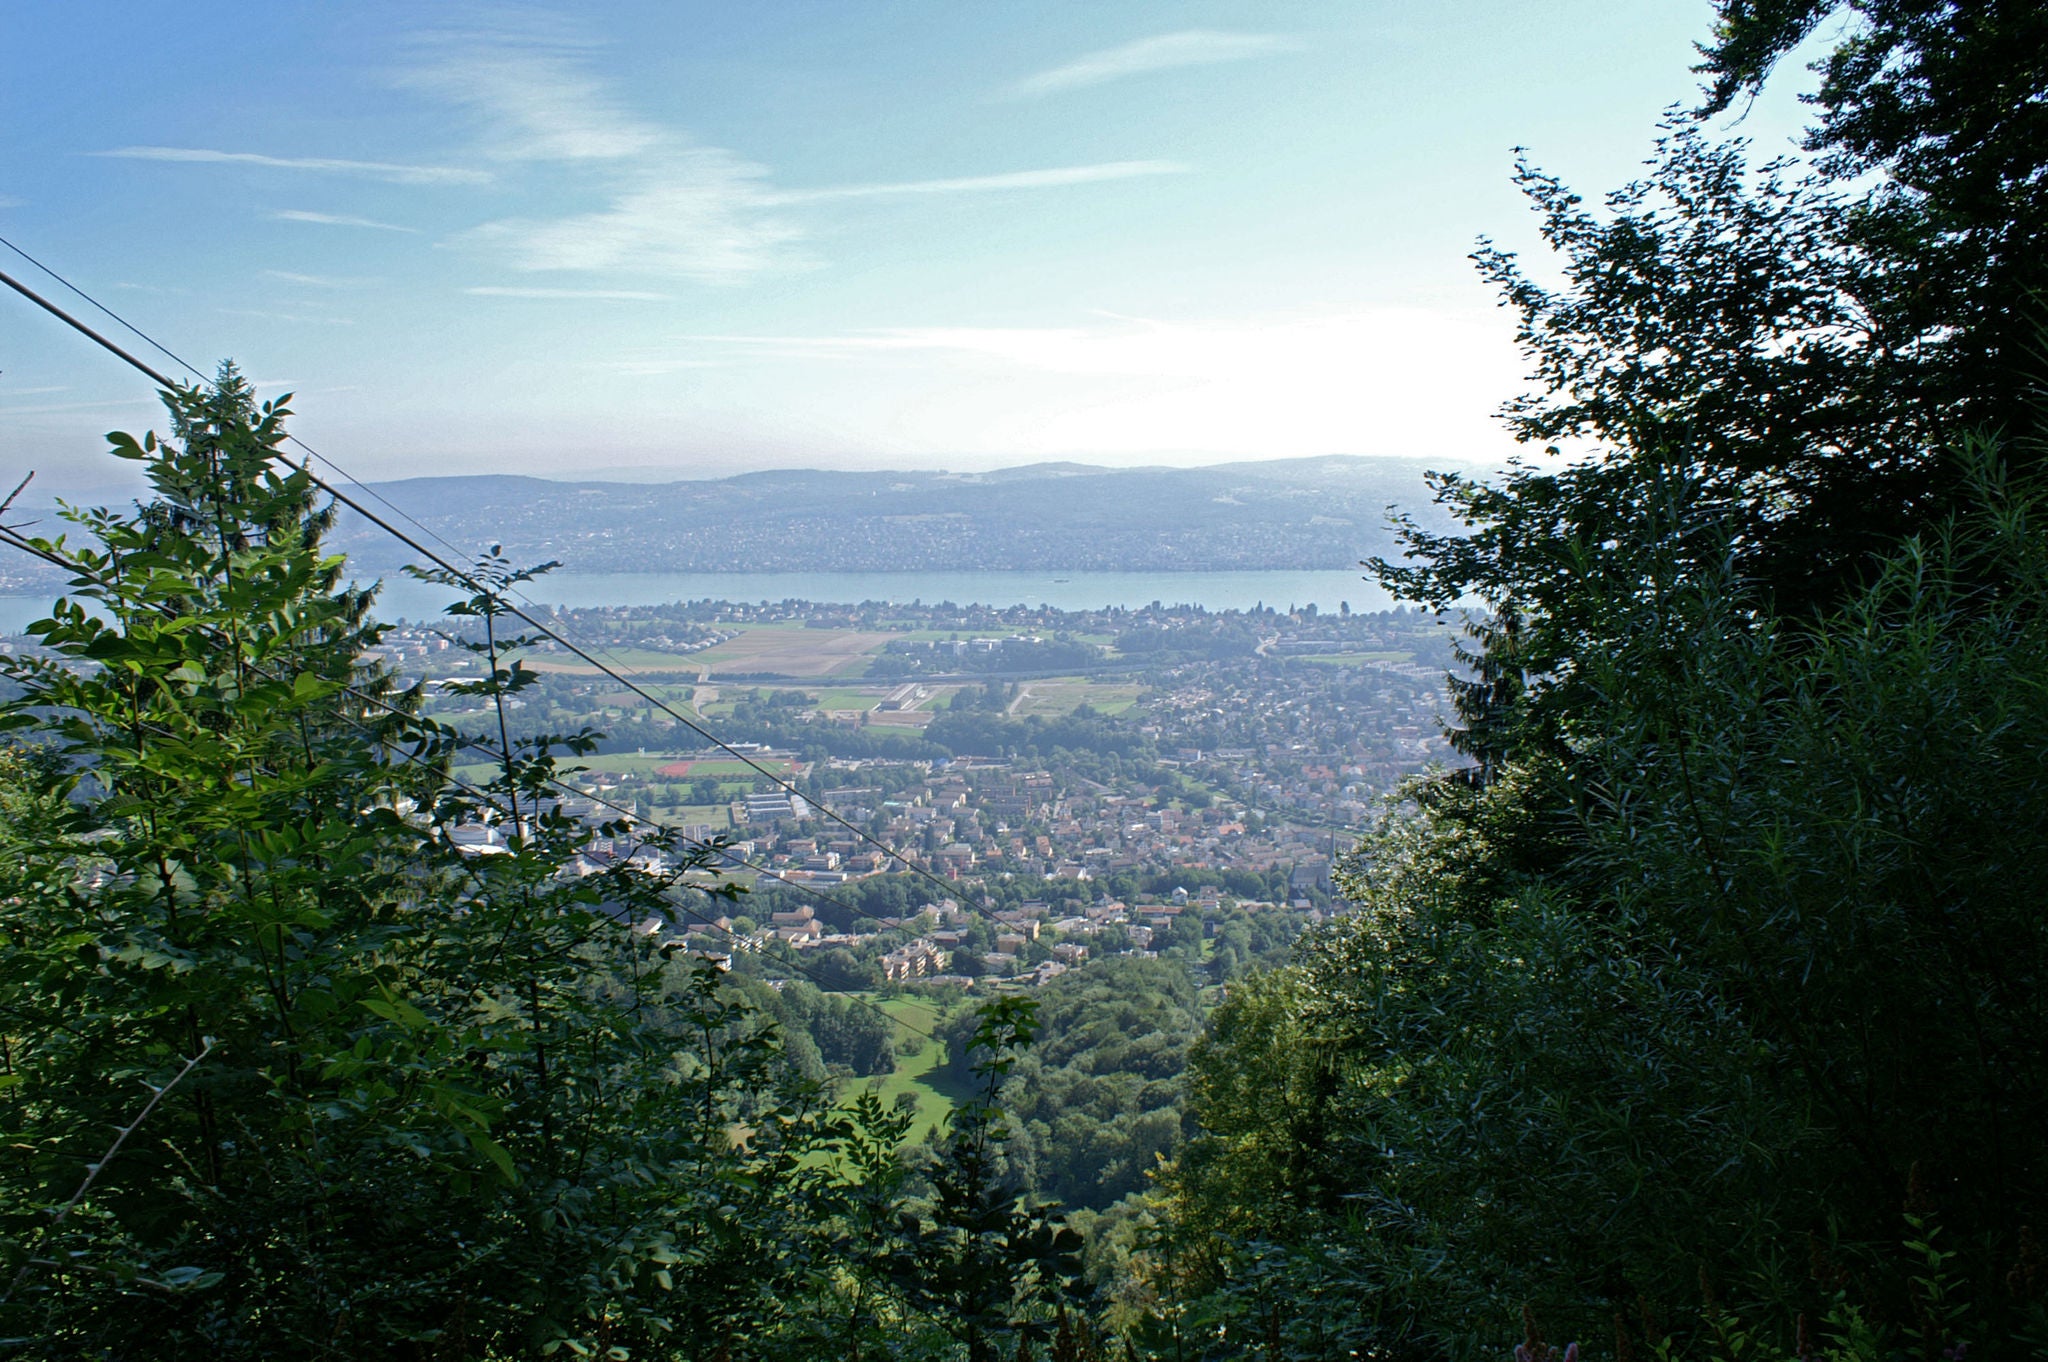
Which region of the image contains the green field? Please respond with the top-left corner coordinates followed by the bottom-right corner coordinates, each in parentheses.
top-left (665, 804), bottom-right (733, 829)
top-left (536, 752), bottom-right (795, 778)
top-left (1010, 677), bottom-right (1143, 717)
top-left (855, 995), bottom-right (964, 1143)
top-left (810, 685), bottom-right (882, 711)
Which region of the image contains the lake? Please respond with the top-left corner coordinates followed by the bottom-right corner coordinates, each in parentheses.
top-left (0, 567), bottom-right (1399, 633)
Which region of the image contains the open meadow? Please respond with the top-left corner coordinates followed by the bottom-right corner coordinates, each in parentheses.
top-left (854, 995), bottom-right (962, 1144)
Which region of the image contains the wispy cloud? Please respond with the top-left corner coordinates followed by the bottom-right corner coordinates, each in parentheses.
top-left (399, 28), bottom-right (663, 163)
top-left (769, 160), bottom-right (1188, 204)
top-left (460, 144), bottom-right (803, 281)
top-left (1007, 30), bottom-right (1298, 98)
top-left (0, 195), bottom-right (23, 209)
top-left (270, 209), bottom-right (418, 232)
top-left (466, 285), bottom-right (671, 301)
top-left (263, 269), bottom-right (376, 289)
top-left (94, 146), bottom-right (488, 186)
top-left (409, 21), bottom-right (1184, 283)
top-left (408, 25), bottom-right (801, 282)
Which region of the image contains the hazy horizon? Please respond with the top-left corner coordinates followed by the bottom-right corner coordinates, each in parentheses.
top-left (4, 2), bottom-right (1820, 501)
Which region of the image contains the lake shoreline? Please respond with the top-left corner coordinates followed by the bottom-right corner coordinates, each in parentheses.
top-left (0, 568), bottom-right (1401, 634)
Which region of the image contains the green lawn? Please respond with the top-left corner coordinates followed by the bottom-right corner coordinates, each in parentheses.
top-left (660, 804), bottom-right (732, 829)
top-left (855, 996), bottom-right (965, 1143)
top-left (552, 753), bottom-right (794, 778)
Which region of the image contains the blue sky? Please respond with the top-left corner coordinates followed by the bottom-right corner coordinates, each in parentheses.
top-left (1, 2), bottom-right (1818, 494)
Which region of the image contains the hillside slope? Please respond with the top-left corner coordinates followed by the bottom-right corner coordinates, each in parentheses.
top-left (327, 455), bottom-right (1467, 574)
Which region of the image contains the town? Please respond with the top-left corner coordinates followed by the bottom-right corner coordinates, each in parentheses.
top-left (377, 594), bottom-right (1462, 989)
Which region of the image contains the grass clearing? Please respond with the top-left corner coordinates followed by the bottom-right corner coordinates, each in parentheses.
top-left (866, 711), bottom-right (937, 728)
top-left (1010, 678), bottom-right (1144, 717)
top-left (659, 804), bottom-right (732, 829)
top-left (852, 995), bottom-right (965, 1143)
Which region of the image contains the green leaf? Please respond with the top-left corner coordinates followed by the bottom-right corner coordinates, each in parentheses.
top-left (361, 994), bottom-right (430, 1031)
top-left (466, 1128), bottom-right (518, 1186)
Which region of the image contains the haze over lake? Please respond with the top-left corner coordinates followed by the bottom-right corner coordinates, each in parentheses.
top-left (0, 568), bottom-right (1400, 636)
top-left (367, 568), bottom-right (1397, 621)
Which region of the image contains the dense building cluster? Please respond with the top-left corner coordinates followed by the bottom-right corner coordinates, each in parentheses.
top-left (383, 597), bottom-right (1459, 986)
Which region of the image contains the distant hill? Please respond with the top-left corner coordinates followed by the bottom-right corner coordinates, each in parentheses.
top-left (327, 455), bottom-right (1471, 576)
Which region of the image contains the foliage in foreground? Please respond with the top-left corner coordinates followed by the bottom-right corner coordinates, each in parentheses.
top-left (0, 375), bottom-right (1088, 1360)
top-left (1166, 451), bottom-right (2048, 1358)
top-left (1144, 4), bottom-right (2048, 1357)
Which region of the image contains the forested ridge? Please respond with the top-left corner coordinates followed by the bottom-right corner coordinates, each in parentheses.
top-left (5, 4), bottom-right (2048, 1358)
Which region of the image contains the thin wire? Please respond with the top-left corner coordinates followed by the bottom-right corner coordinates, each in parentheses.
top-left (0, 248), bottom-right (1012, 935)
top-left (0, 230), bottom-right (676, 701)
top-left (0, 514), bottom-right (945, 1040)
top-left (0, 224), bottom-right (875, 798)
top-left (0, 234), bottom-right (207, 380)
